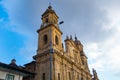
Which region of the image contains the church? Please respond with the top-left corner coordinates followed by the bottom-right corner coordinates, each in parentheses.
top-left (0, 5), bottom-right (99, 80)
top-left (32, 5), bottom-right (99, 80)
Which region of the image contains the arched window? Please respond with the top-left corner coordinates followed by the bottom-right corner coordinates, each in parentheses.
top-left (43, 73), bottom-right (45, 80)
top-left (55, 35), bottom-right (59, 45)
top-left (58, 73), bottom-right (60, 80)
top-left (43, 34), bottom-right (48, 44)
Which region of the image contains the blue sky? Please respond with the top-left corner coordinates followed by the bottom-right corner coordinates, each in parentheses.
top-left (0, 0), bottom-right (120, 80)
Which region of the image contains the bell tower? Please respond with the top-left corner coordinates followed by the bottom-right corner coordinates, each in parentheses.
top-left (37, 5), bottom-right (63, 54)
top-left (33, 5), bottom-right (98, 80)
top-left (34, 5), bottom-right (63, 80)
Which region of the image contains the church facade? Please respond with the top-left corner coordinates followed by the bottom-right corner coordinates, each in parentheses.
top-left (31, 5), bottom-right (99, 80)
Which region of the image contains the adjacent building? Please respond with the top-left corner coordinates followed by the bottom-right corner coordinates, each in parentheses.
top-left (0, 59), bottom-right (35, 80)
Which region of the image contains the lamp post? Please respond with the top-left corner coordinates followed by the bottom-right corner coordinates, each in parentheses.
top-left (59, 21), bottom-right (64, 25)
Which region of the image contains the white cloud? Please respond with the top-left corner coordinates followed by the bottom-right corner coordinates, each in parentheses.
top-left (84, 42), bottom-right (105, 71)
top-left (82, 2), bottom-right (120, 80)
top-left (85, 33), bottom-right (120, 79)
top-left (85, 43), bottom-right (102, 60)
top-left (84, 3), bottom-right (120, 78)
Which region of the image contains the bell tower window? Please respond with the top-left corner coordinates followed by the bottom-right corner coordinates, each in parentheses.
top-left (55, 35), bottom-right (59, 45)
top-left (45, 18), bottom-right (48, 23)
top-left (43, 34), bottom-right (48, 44)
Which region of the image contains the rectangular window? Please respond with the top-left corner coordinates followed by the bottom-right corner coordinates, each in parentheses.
top-left (77, 75), bottom-right (79, 80)
top-left (86, 77), bottom-right (89, 80)
top-left (43, 73), bottom-right (45, 80)
top-left (69, 72), bottom-right (71, 80)
top-left (79, 76), bottom-right (81, 80)
top-left (5, 74), bottom-right (14, 80)
top-left (81, 77), bottom-right (83, 80)
top-left (58, 73), bottom-right (60, 80)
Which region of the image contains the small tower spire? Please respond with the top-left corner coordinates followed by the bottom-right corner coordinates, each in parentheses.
top-left (48, 2), bottom-right (52, 9)
top-left (75, 34), bottom-right (77, 41)
top-left (11, 58), bottom-right (16, 64)
top-left (9, 58), bottom-right (18, 67)
top-left (70, 35), bottom-right (73, 40)
top-left (66, 35), bottom-right (69, 39)
top-left (92, 68), bottom-right (99, 80)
